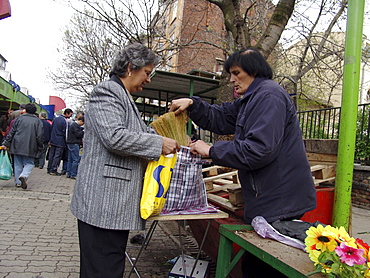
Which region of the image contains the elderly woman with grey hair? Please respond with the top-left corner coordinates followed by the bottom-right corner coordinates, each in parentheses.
top-left (70, 43), bottom-right (180, 277)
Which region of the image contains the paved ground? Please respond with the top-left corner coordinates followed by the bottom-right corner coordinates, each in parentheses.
top-left (0, 167), bottom-right (189, 278)
top-left (0, 166), bottom-right (369, 278)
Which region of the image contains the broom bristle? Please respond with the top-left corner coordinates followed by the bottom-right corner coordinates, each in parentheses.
top-left (150, 111), bottom-right (188, 146)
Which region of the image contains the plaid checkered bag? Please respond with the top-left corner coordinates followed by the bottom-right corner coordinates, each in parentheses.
top-left (162, 146), bottom-right (208, 213)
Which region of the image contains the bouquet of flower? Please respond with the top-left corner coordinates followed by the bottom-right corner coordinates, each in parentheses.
top-left (305, 224), bottom-right (370, 277)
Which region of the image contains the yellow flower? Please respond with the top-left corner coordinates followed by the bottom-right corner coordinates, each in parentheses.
top-left (327, 226), bottom-right (357, 248)
top-left (305, 225), bottom-right (338, 252)
top-left (365, 262), bottom-right (370, 278)
top-left (307, 248), bottom-right (321, 264)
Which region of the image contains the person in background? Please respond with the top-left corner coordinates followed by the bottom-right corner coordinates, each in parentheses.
top-left (47, 108), bottom-right (73, 175)
top-left (36, 112), bottom-right (52, 169)
top-left (1, 103), bottom-right (43, 189)
top-left (5, 104), bottom-right (27, 137)
top-left (0, 109), bottom-right (13, 143)
top-left (4, 104), bottom-right (27, 172)
top-left (63, 111), bottom-right (84, 175)
top-left (170, 47), bottom-right (317, 278)
top-left (66, 116), bottom-right (84, 179)
top-left (70, 43), bottom-right (180, 278)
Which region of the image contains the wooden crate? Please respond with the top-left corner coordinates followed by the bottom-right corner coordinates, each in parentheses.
top-left (202, 166), bottom-right (238, 191)
top-left (304, 139), bottom-right (338, 186)
top-left (311, 164), bottom-right (336, 185)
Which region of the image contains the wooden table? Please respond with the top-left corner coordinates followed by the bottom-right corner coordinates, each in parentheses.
top-left (127, 210), bottom-right (229, 278)
top-left (216, 224), bottom-right (325, 278)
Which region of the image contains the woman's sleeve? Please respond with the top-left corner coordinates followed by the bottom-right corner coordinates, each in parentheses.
top-left (188, 96), bottom-right (240, 135)
top-left (87, 82), bottom-right (163, 160)
top-left (210, 93), bottom-right (287, 170)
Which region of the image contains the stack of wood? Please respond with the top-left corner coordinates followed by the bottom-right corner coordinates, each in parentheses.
top-left (305, 139), bottom-right (337, 185)
top-left (204, 139), bottom-right (338, 211)
top-left (203, 166), bottom-right (243, 211)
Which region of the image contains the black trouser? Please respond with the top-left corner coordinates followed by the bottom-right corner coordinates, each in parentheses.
top-left (47, 145), bottom-right (64, 172)
top-left (77, 220), bottom-right (129, 278)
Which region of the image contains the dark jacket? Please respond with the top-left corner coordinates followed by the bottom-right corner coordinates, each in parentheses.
top-left (189, 77), bottom-right (317, 224)
top-left (66, 121), bottom-right (84, 145)
top-left (0, 114), bottom-right (9, 132)
top-left (3, 113), bottom-right (44, 158)
top-left (50, 115), bottom-right (68, 147)
top-left (41, 119), bottom-right (52, 144)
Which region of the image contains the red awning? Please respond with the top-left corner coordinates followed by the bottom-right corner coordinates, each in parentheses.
top-left (0, 0), bottom-right (11, 20)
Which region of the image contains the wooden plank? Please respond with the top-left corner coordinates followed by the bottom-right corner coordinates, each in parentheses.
top-left (205, 181), bottom-right (214, 191)
top-left (148, 210), bottom-right (229, 221)
top-left (227, 186), bottom-right (243, 206)
top-left (226, 184), bottom-right (242, 192)
top-left (206, 193), bottom-right (242, 212)
top-left (306, 152), bottom-right (337, 163)
top-left (208, 183), bottom-right (240, 193)
top-left (212, 178), bottom-right (234, 185)
top-left (310, 165), bottom-right (326, 171)
top-left (314, 176), bottom-right (336, 185)
top-left (226, 227), bottom-right (325, 277)
top-left (309, 161), bottom-right (337, 167)
top-left (304, 139), bottom-right (338, 155)
top-left (202, 165), bottom-right (222, 173)
top-left (311, 165), bottom-right (336, 179)
top-left (203, 170), bottom-right (238, 183)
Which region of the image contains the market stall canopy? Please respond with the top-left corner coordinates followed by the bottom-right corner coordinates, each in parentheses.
top-left (0, 76), bottom-right (44, 114)
top-left (133, 70), bottom-right (220, 104)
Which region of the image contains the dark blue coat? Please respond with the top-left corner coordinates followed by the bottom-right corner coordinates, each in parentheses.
top-left (41, 119), bottom-right (52, 144)
top-left (189, 77), bottom-right (316, 224)
top-left (50, 115), bottom-right (67, 147)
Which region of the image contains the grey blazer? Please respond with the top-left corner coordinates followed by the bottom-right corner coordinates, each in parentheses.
top-left (70, 76), bottom-right (162, 230)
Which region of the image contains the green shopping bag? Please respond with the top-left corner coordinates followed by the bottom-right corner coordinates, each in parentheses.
top-left (0, 149), bottom-right (13, 180)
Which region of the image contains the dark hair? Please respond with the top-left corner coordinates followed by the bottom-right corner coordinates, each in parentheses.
top-left (109, 43), bottom-right (160, 78)
top-left (224, 47), bottom-right (273, 79)
top-left (25, 103), bottom-right (37, 114)
top-left (40, 112), bottom-right (47, 119)
top-left (63, 108), bottom-right (73, 115)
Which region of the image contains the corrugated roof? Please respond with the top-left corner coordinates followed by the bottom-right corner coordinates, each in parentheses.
top-left (133, 70), bottom-right (220, 103)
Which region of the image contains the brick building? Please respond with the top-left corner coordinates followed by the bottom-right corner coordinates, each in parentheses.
top-left (154, 0), bottom-right (226, 76)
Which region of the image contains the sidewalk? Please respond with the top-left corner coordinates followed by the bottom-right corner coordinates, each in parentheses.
top-left (0, 166), bottom-right (369, 277)
top-left (0, 167), bottom-right (188, 278)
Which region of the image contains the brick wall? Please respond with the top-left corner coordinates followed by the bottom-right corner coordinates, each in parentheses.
top-left (352, 165), bottom-right (370, 209)
top-left (177, 0), bottom-right (225, 74)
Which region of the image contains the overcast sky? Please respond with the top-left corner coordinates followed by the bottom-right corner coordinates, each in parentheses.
top-left (0, 0), bottom-right (74, 107)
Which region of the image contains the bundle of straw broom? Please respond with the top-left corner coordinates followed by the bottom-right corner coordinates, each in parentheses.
top-left (150, 111), bottom-right (188, 146)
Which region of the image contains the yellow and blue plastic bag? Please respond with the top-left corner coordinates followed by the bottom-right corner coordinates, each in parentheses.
top-left (140, 153), bottom-right (177, 219)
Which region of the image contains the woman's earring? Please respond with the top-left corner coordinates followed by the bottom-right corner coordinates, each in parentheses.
top-left (128, 72), bottom-right (132, 77)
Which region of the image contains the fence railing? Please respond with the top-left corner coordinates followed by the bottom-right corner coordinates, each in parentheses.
top-left (297, 103), bottom-right (370, 164)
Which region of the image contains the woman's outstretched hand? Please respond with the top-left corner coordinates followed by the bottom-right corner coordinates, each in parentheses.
top-left (169, 98), bottom-right (193, 115)
top-left (189, 140), bottom-right (211, 157)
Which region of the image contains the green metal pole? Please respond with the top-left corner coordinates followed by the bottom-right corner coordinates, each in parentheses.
top-left (332, 0), bottom-right (365, 229)
top-left (187, 79), bottom-right (194, 137)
